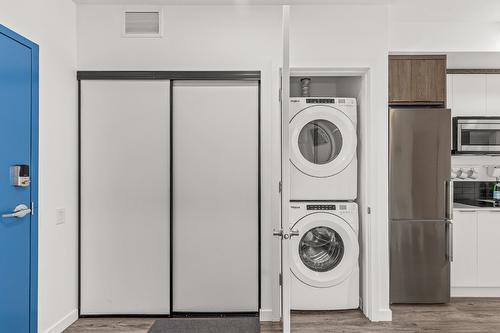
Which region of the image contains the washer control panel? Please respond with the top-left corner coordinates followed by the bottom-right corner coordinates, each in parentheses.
top-left (307, 204), bottom-right (351, 211)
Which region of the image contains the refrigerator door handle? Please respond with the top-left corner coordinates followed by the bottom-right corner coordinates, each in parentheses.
top-left (445, 180), bottom-right (454, 220)
top-left (446, 179), bottom-right (454, 261)
top-left (446, 220), bottom-right (453, 262)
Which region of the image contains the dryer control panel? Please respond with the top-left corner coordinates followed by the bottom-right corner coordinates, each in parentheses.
top-left (306, 203), bottom-right (352, 212)
top-left (306, 98), bottom-right (336, 104)
top-left (302, 97), bottom-right (356, 105)
top-left (306, 204), bottom-right (351, 211)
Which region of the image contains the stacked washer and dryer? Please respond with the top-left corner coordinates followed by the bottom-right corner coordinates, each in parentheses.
top-left (289, 96), bottom-right (360, 310)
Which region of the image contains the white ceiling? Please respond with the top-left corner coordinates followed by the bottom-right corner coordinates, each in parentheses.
top-left (73, 0), bottom-right (390, 5)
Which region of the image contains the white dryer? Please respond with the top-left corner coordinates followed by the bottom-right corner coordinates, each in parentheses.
top-left (289, 97), bottom-right (357, 200)
top-left (289, 201), bottom-right (359, 310)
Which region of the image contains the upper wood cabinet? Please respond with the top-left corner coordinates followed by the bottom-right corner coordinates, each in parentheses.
top-left (389, 55), bottom-right (447, 105)
top-left (389, 58), bottom-right (411, 103)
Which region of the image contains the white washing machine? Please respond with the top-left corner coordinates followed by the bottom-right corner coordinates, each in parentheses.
top-left (289, 201), bottom-right (359, 310)
top-left (289, 97), bottom-right (357, 200)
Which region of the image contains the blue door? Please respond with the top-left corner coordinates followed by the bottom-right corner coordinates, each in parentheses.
top-left (0, 25), bottom-right (39, 333)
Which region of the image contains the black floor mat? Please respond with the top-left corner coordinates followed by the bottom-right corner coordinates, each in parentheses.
top-left (148, 317), bottom-right (260, 333)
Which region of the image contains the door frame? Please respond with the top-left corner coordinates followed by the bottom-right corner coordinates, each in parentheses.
top-left (283, 66), bottom-right (390, 322)
top-left (0, 24), bottom-right (39, 333)
top-left (77, 71), bottom-right (261, 317)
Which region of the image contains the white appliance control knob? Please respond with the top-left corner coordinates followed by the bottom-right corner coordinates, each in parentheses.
top-left (451, 168), bottom-right (460, 179)
top-left (468, 168), bottom-right (479, 179)
top-left (458, 168), bottom-right (468, 179)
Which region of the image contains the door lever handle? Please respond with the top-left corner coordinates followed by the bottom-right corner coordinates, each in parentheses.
top-left (2, 204), bottom-right (31, 219)
top-left (273, 229), bottom-right (300, 239)
top-left (273, 229), bottom-right (283, 238)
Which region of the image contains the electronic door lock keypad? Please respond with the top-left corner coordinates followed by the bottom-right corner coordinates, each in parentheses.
top-left (10, 165), bottom-right (30, 187)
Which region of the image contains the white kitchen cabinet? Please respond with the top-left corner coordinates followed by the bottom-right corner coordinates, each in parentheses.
top-left (446, 74), bottom-right (454, 150)
top-left (450, 74), bottom-right (486, 117)
top-left (446, 74), bottom-right (453, 109)
top-left (451, 210), bottom-right (478, 287)
top-left (477, 210), bottom-right (500, 286)
top-left (486, 75), bottom-right (500, 115)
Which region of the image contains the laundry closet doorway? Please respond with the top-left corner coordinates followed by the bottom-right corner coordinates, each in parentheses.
top-left (78, 72), bottom-right (261, 316)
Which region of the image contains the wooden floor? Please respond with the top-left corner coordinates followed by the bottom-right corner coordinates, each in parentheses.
top-left (65, 298), bottom-right (500, 333)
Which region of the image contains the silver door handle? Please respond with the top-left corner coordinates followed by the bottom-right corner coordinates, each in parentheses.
top-left (283, 230), bottom-right (300, 240)
top-left (274, 229), bottom-right (299, 239)
top-left (445, 180), bottom-right (454, 220)
top-left (2, 204), bottom-right (31, 219)
top-left (446, 220), bottom-right (453, 262)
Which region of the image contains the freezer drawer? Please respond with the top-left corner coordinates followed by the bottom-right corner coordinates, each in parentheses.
top-left (390, 219), bottom-right (451, 303)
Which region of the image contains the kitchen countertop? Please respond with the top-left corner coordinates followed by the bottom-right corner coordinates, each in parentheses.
top-left (454, 202), bottom-right (500, 211)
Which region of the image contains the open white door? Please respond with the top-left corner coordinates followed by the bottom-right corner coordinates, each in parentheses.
top-left (277, 5), bottom-right (293, 333)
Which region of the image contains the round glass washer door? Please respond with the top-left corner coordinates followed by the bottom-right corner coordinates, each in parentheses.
top-left (290, 106), bottom-right (356, 178)
top-left (290, 212), bottom-right (358, 288)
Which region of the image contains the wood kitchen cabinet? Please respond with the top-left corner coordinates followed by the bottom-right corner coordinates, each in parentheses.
top-left (389, 55), bottom-right (447, 105)
top-left (389, 58), bottom-right (412, 103)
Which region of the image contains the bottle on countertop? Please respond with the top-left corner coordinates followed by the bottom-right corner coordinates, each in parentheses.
top-left (494, 180), bottom-right (500, 200)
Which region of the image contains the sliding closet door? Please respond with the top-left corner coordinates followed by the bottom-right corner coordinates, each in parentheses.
top-left (80, 80), bottom-right (170, 315)
top-left (172, 81), bottom-right (259, 312)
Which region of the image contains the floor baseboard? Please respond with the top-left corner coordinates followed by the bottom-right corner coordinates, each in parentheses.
top-left (43, 309), bottom-right (78, 333)
top-left (259, 308), bottom-right (278, 322)
top-left (452, 287), bottom-right (500, 297)
top-left (369, 308), bottom-right (392, 322)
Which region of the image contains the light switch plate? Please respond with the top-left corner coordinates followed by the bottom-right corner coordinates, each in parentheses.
top-left (56, 208), bottom-right (66, 225)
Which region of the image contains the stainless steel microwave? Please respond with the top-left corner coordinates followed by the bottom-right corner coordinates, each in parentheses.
top-left (454, 117), bottom-right (500, 154)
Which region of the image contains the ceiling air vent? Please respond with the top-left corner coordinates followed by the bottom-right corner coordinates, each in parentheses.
top-left (123, 10), bottom-right (162, 38)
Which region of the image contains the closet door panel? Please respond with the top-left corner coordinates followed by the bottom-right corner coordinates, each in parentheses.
top-left (172, 81), bottom-right (259, 312)
top-left (80, 80), bottom-right (170, 314)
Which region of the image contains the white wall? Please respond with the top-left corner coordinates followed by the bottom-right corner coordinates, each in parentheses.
top-left (78, 4), bottom-right (284, 321)
top-left (290, 5), bottom-right (390, 321)
top-left (77, 5), bottom-right (283, 69)
top-left (0, 1), bottom-right (79, 333)
top-left (389, 0), bottom-right (500, 52)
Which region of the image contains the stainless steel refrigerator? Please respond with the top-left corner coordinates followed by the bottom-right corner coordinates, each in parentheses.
top-left (389, 108), bottom-right (453, 304)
